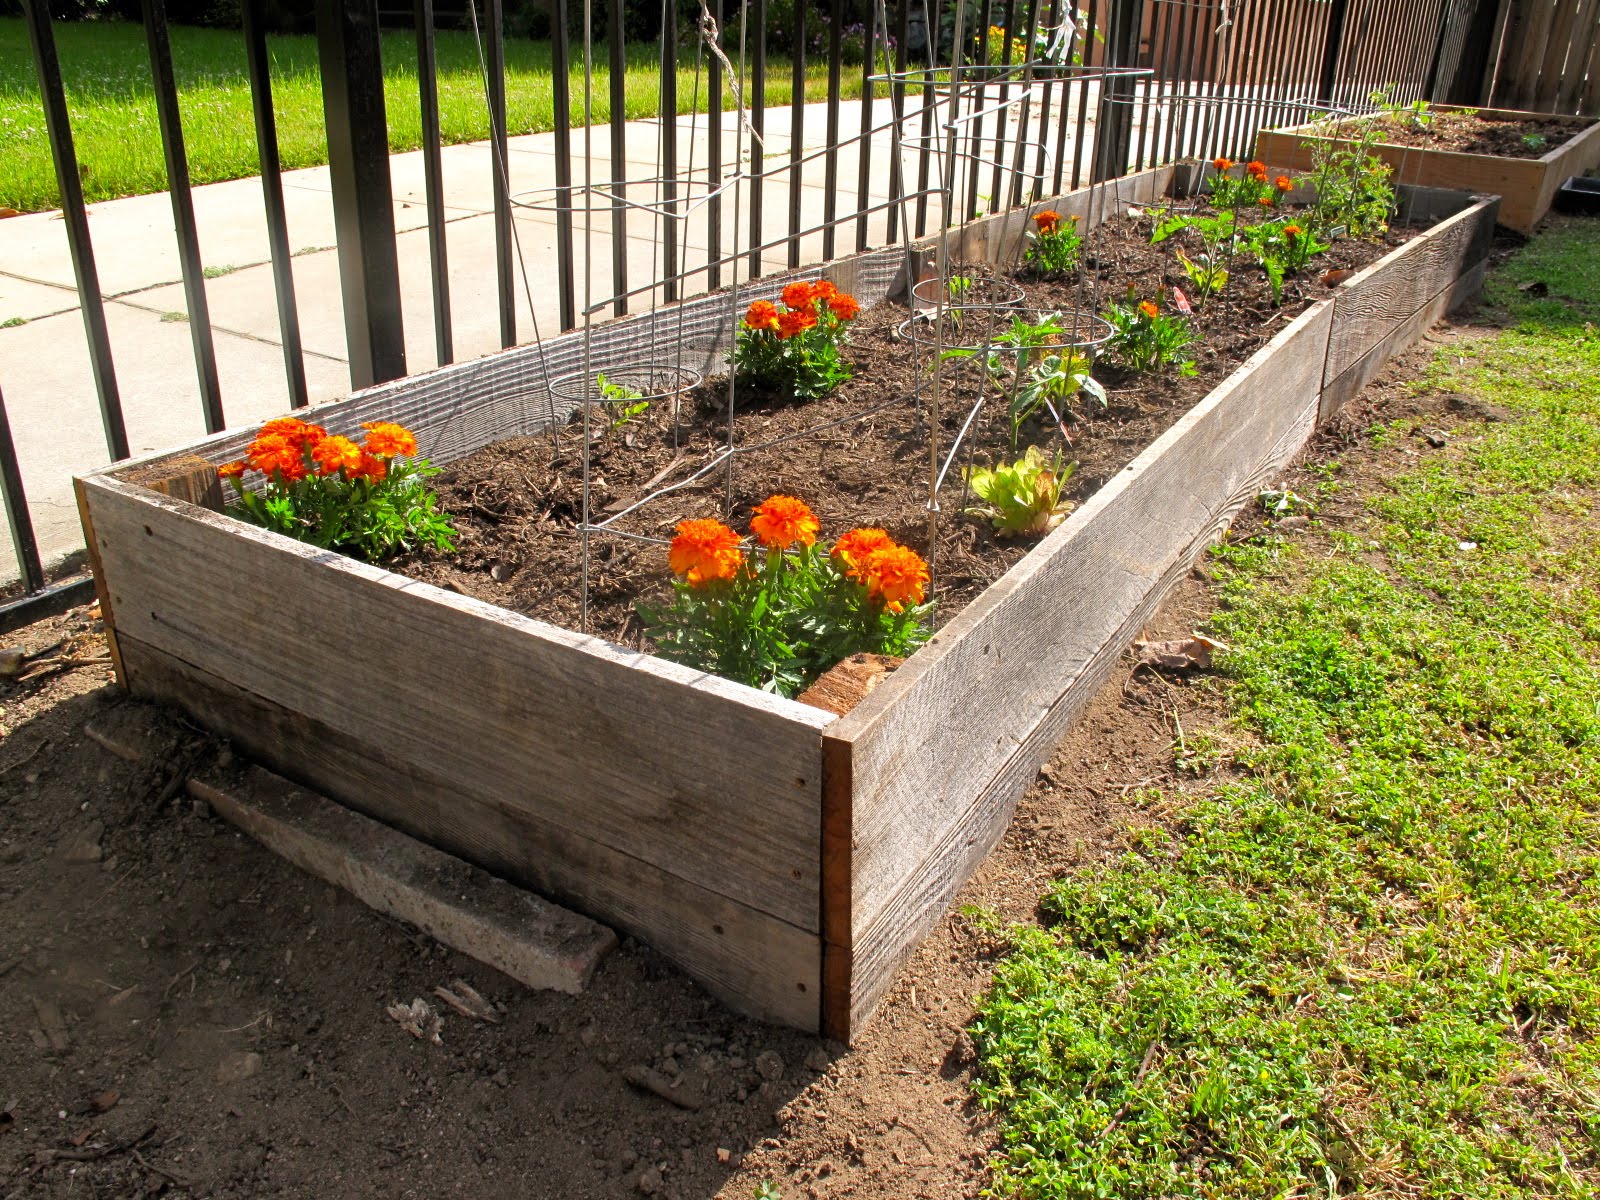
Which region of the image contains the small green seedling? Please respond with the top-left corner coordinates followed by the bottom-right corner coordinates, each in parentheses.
top-left (1521, 133), bottom-right (1548, 151)
top-left (965, 446), bottom-right (1077, 537)
top-left (1258, 484), bottom-right (1314, 519)
top-left (596, 371), bottom-right (649, 430)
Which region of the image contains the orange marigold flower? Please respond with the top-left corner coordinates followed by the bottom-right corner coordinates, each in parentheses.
top-left (1275, 174), bottom-right (1293, 192)
top-left (311, 434), bottom-right (364, 477)
top-left (745, 299), bottom-right (781, 331)
top-left (1138, 300), bottom-right (1161, 319)
top-left (217, 459), bottom-right (247, 481)
top-left (1259, 196), bottom-right (1276, 208)
top-left (810, 279), bottom-right (837, 302)
top-left (828, 293), bottom-right (861, 321)
top-left (1212, 156), bottom-right (1233, 171)
top-left (1034, 209), bottom-right (1061, 234)
top-left (1246, 160), bottom-right (1267, 178)
top-left (782, 280), bottom-right (817, 310)
top-left (668, 518), bottom-right (744, 586)
top-left (362, 421), bottom-right (419, 459)
top-left (257, 416), bottom-right (325, 447)
top-left (860, 543), bottom-right (929, 613)
top-left (246, 431), bottom-right (307, 481)
top-left (832, 527), bottom-right (894, 580)
top-left (776, 308), bottom-right (816, 340)
top-left (350, 452), bottom-right (388, 483)
top-left (750, 494), bottom-right (820, 551)
top-left (1283, 224), bottom-right (1303, 238)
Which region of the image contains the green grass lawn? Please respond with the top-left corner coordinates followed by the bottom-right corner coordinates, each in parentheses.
top-left (972, 221), bottom-right (1600, 1197)
top-left (0, 17), bottom-right (866, 211)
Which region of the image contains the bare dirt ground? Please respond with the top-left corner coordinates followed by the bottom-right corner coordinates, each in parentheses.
top-left (0, 322), bottom-right (1490, 1199)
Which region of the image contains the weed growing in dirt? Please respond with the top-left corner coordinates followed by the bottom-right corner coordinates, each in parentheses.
top-left (971, 222), bottom-right (1600, 1198)
top-left (643, 495), bottom-right (930, 696)
top-left (219, 417), bottom-right (455, 562)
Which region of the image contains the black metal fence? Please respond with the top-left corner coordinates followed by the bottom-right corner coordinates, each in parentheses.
top-left (0, 0), bottom-right (1543, 630)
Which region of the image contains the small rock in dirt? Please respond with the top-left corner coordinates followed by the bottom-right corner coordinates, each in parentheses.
top-left (1421, 428), bottom-right (1449, 448)
top-left (88, 1090), bottom-right (119, 1113)
top-left (215, 1051), bottom-right (263, 1084)
top-left (754, 1051), bottom-right (785, 1082)
top-left (716, 1147), bottom-right (732, 1164)
top-left (62, 820), bottom-right (105, 864)
top-left (1275, 515), bottom-right (1310, 532)
top-left (804, 1046), bottom-right (832, 1073)
top-left (490, 562), bottom-right (516, 583)
top-left (491, 1069), bottom-right (510, 1088)
top-left (619, 1148), bottom-right (638, 1170)
top-left (636, 1166), bottom-right (662, 1194)
top-left (1, 842), bottom-right (24, 863)
top-left (0, 647), bottom-right (24, 677)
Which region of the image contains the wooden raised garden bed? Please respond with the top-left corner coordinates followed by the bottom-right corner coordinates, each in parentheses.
top-left (1256, 106), bottom-right (1600, 234)
top-left (75, 166), bottom-right (1498, 1041)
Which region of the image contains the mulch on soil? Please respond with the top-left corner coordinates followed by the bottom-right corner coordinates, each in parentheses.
top-left (397, 207), bottom-right (1414, 653)
top-left (1349, 110), bottom-right (1589, 158)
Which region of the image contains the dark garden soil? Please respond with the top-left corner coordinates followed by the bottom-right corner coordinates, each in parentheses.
top-left (0, 314), bottom-right (1505, 1198)
top-left (1357, 110), bottom-right (1589, 157)
top-left (397, 209), bottom-right (1415, 656)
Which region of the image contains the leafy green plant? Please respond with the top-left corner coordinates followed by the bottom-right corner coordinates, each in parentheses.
top-left (1010, 348), bottom-right (1108, 447)
top-left (1521, 132), bottom-right (1548, 151)
top-left (1022, 209), bottom-right (1084, 275)
top-left (964, 446), bottom-right (1077, 537)
top-left (1175, 248), bottom-right (1230, 307)
top-left (1371, 85), bottom-right (1433, 131)
top-left (218, 417), bottom-right (455, 563)
top-left (594, 371), bottom-right (649, 430)
top-left (753, 1183), bottom-right (785, 1200)
top-left (1103, 294), bottom-right (1196, 375)
top-left (643, 497), bottom-right (930, 696)
top-left (1304, 116), bottom-right (1397, 238)
top-left (1239, 219), bottom-right (1332, 304)
top-left (1204, 157), bottom-right (1291, 215)
top-left (733, 280), bottom-right (861, 401)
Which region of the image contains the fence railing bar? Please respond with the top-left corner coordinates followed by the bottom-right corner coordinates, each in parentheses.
top-left (855, 14), bottom-right (876, 251)
top-left (1131, 0), bottom-right (1163, 168)
top-left (1233, 0), bottom-right (1276, 157)
top-left (413, 0), bottom-right (453, 366)
top-left (961, 0), bottom-right (991, 219)
top-left (22, 0), bottom-right (128, 463)
top-left (551, 0), bottom-right (577, 331)
top-left (1030, 0), bottom-right (1062, 200)
top-left (822, 0), bottom-right (844, 260)
top-left (242, 0), bottom-right (310, 407)
top-left (607, 0), bottom-right (629, 317)
top-left (1006, 0), bottom-right (1042, 207)
top-left (987, 0), bottom-right (1018, 211)
top-left (914, 0), bottom-right (939, 235)
top-left (787, 0), bottom-right (806, 267)
top-left (1158, 0), bottom-right (1190, 164)
top-left (0, 385), bottom-right (44, 595)
top-left (482, 0), bottom-right (515, 346)
top-left (748, 0), bottom-right (768, 278)
top-left (661, 2), bottom-right (681, 299)
top-left (1069, 0), bottom-right (1097, 188)
top-left (0, 577), bottom-right (96, 637)
top-left (143, 0), bottom-right (225, 432)
top-left (886, 0), bottom-right (910, 239)
top-left (707, 20), bottom-right (724, 292)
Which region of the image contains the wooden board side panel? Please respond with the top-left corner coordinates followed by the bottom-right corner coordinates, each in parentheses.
top-left (117, 633), bottom-right (821, 1029)
top-left (80, 478), bottom-right (828, 934)
top-left (839, 302), bottom-right (1336, 1024)
top-left (1325, 199), bottom-right (1497, 385)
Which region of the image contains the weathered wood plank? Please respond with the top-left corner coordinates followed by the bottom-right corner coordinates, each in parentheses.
top-left (831, 301), bottom-right (1337, 1036)
top-left (1325, 198), bottom-right (1497, 386)
top-left (1321, 258), bottom-right (1490, 422)
top-left (80, 475), bottom-right (830, 937)
top-left (118, 632), bottom-right (822, 1028)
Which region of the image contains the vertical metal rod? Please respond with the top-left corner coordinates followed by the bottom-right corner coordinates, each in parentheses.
top-left (855, 5), bottom-right (875, 252)
top-left (887, 0), bottom-right (910, 240)
top-left (551, 0), bottom-right (576, 331)
top-left (1216, 0), bottom-right (1262, 159)
top-left (317, 0), bottom-right (406, 387)
top-left (485, 0), bottom-right (514, 346)
top-left (1316, 0), bottom-right (1352, 107)
top-left (143, 0), bottom-right (225, 431)
top-left (963, 0), bottom-right (992, 220)
top-left (21, 0), bottom-right (128, 462)
top-left (707, 17), bottom-right (724, 290)
top-left (661, 7), bottom-right (680, 299)
top-left (748, 0), bottom-right (768, 277)
top-left (987, 0), bottom-right (1017, 210)
top-left (1091, 0), bottom-right (1138, 182)
top-left (1160, 0), bottom-right (1192, 165)
top-left (822, 0), bottom-right (843, 260)
top-left (243, 0), bottom-right (310, 406)
top-left (414, 0), bottom-right (453, 365)
top-left (0, 384), bottom-right (45, 595)
top-left (1030, 0), bottom-right (1062, 201)
top-left (787, 0), bottom-right (805, 268)
top-left (1069, 0), bottom-right (1097, 188)
top-left (608, 0), bottom-right (628, 315)
top-left (914, 0), bottom-right (938, 236)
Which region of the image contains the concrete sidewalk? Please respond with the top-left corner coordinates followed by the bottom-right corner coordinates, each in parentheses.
top-left (0, 92), bottom-right (1100, 582)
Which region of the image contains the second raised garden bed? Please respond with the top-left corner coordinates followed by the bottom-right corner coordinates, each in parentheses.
top-left (75, 165), bottom-right (1498, 1040)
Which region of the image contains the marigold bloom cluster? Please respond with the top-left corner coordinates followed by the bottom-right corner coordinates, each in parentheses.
top-left (750, 494), bottom-right (820, 551)
top-left (832, 527), bottom-right (929, 612)
top-left (1275, 174), bottom-right (1293, 192)
top-left (1246, 160), bottom-right (1268, 180)
top-left (742, 279), bottom-right (860, 341)
top-left (1212, 156), bottom-right (1233, 170)
top-left (1284, 223), bottom-right (1303, 238)
top-left (744, 300), bottom-right (780, 331)
top-left (669, 518), bottom-right (745, 586)
top-left (223, 416), bottom-right (420, 485)
top-left (1034, 209), bottom-right (1062, 234)
top-left (1138, 300), bottom-right (1161, 319)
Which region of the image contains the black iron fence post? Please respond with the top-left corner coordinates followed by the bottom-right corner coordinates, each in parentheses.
top-left (0, 385), bottom-right (44, 596)
top-left (316, 0), bottom-right (406, 388)
top-left (21, 0), bottom-right (129, 463)
top-left (1091, 0), bottom-right (1142, 183)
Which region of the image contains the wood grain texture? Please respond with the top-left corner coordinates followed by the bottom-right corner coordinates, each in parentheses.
top-left (80, 475), bottom-right (831, 938)
top-left (1325, 198), bottom-right (1498, 386)
top-left (120, 632), bottom-right (822, 1029)
top-left (833, 301), bottom-right (1337, 1035)
top-left (1321, 258), bottom-right (1489, 422)
top-left (72, 476), bottom-right (127, 688)
top-left (116, 453), bottom-right (225, 511)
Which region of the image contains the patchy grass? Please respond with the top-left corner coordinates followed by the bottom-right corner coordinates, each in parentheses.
top-left (0, 17), bottom-right (867, 212)
top-left (971, 219), bottom-right (1600, 1198)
